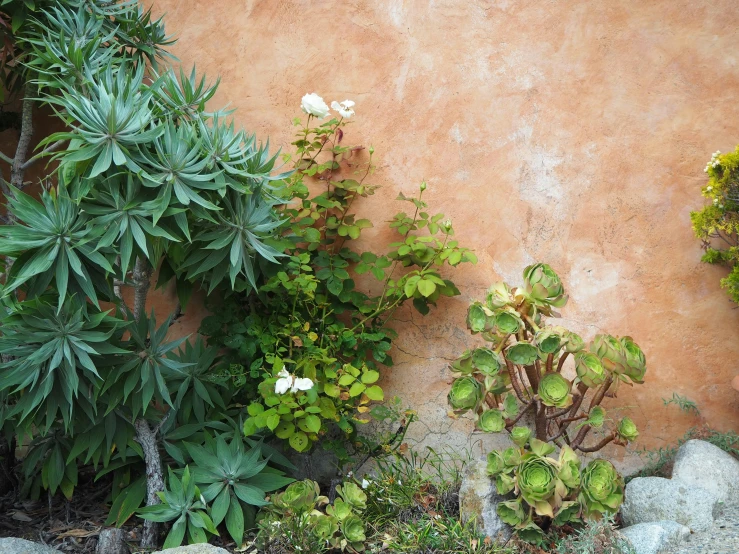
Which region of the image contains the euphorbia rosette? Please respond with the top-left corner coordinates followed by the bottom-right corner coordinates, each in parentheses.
top-left (537, 373), bottom-right (573, 408)
top-left (579, 459), bottom-right (624, 517)
top-left (447, 376), bottom-right (483, 411)
top-left (620, 336), bottom-right (646, 383)
top-left (521, 263), bottom-right (569, 313)
top-left (575, 352), bottom-right (607, 388)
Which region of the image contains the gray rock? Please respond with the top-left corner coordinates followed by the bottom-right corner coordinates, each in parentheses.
top-left (622, 477), bottom-right (718, 532)
top-left (458, 456), bottom-right (512, 543)
top-left (153, 546), bottom-right (230, 554)
top-left (671, 439), bottom-right (739, 503)
top-left (0, 538), bottom-right (60, 553)
top-left (621, 521), bottom-right (690, 554)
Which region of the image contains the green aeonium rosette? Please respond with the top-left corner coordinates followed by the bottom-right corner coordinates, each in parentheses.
top-left (511, 426), bottom-right (531, 448)
top-left (565, 331), bottom-right (585, 353)
top-left (617, 417), bottom-right (639, 442)
top-left (534, 326), bottom-right (565, 354)
top-left (516, 453), bottom-right (560, 509)
top-left (477, 409), bottom-right (505, 432)
top-left (447, 376), bottom-right (483, 411)
top-left (273, 479), bottom-right (321, 513)
top-left (538, 373), bottom-right (573, 408)
top-left (558, 446), bottom-right (581, 489)
top-left (575, 352), bottom-right (607, 388)
top-left (590, 334), bottom-right (627, 374)
top-left (579, 459), bottom-right (624, 516)
top-left (620, 336), bottom-right (646, 383)
top-left (486, 450), bottom-right (505, 476)
top-left (522, 263), bottom-right (568, 312)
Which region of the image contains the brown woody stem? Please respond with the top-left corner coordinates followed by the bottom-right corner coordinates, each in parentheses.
top-left (506, 359), bottom-right (528, 403)
top-left (588, 375), bottom-right (613, 412)
top-left (505, 401), bottom-right (534, 429)
top-left (525, 364), bottom-right (540, 392)
top-left (557, 352), bottom-right (570, 373)
top-left (534, 401), bottom-right (548, 441)
top-left (546, 353), bottom-right (554, 373)
top-left (576, 432), bottom-right (616, 453)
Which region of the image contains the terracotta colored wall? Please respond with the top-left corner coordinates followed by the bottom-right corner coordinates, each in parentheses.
top-left (146, 0), bottom-right (739, 471)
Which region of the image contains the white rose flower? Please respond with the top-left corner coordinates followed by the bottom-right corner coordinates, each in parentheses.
top-left (331, 99), bottom-right (355, 119)
top-left (274, 369), bottom-right (293, 395)
top-left (291, 377), bottom-right (314, 392)
top-left (301, 93), bottom-right (330, 118)
top-left (275, 369), bottom-right (314, 394)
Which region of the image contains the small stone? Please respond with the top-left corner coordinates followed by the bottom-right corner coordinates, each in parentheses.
top-left (458, 456), bottom-right (512, 543)
top-left (622, 477), bottom-right (718, 532)
top-left (0, 538), bottom-right (60, 553)
top-left (671, 439), bottom-right (739, 503)
top-left (621, 521), bottom-right (691, 554)
top-left (153, 546), bottom-right (231, 554)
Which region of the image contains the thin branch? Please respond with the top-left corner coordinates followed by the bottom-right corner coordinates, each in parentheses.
top-left (545, 353), bottom-right (553, 373)
top-left (588, 375), bottom-right (613, 412)
top-left (575, 432), bottom-right (616, 453)
top-left (571, 425), bottom-right (591, 449)
top-left (505, 401), bottom-right (534, 429)
top-left (20, 139), bottom-right (68, 171)
top-left (506, 359), bottom-right (528, 403)
top-left (0, 151), bottom-right (12, 165)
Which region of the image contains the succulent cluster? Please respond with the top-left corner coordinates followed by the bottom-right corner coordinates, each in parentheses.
top-left (487, 436), bottom-right (624, 542)
top-left (258, 480), bottom-right (368, 552)
top-left (448, 263), bottom-right (646, 541)
top-left (448, 263), bottom-right (646, 453)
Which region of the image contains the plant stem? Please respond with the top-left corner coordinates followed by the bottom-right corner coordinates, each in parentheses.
top-left (132, 257), bottom-right (152, 322)
top-left (9, 84), bottom-right (34, 192)
top-left (534, 400), bottom-right (548, 441)
top-left (134, 419), bottom-right (163, 548)
top-left (556, 352), bottom-right (569, 372)
top-left (576, 432), bottom-right (616, 453)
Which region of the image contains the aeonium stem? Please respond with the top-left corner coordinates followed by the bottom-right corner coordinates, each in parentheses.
top-left (556, 351), bottom-right (570, 372)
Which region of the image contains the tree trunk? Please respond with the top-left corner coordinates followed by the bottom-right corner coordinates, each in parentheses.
top-left (132, 257), bottom-right (152, 321)
top-left (9, 85), bottom-right (34, 192)
top-left (131, 255), bottom-right (163, 548)
top-left (134, 419), bottom-right (163, 549)
top-left (96, 528), bottom-right (128, 554)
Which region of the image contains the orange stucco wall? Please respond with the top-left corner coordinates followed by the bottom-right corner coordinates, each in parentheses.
top-left (138, 0), bottom-right (739, 470)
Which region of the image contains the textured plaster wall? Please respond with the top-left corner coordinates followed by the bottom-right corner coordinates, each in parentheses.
top-left (147, 0), bottom-right (739, 471)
